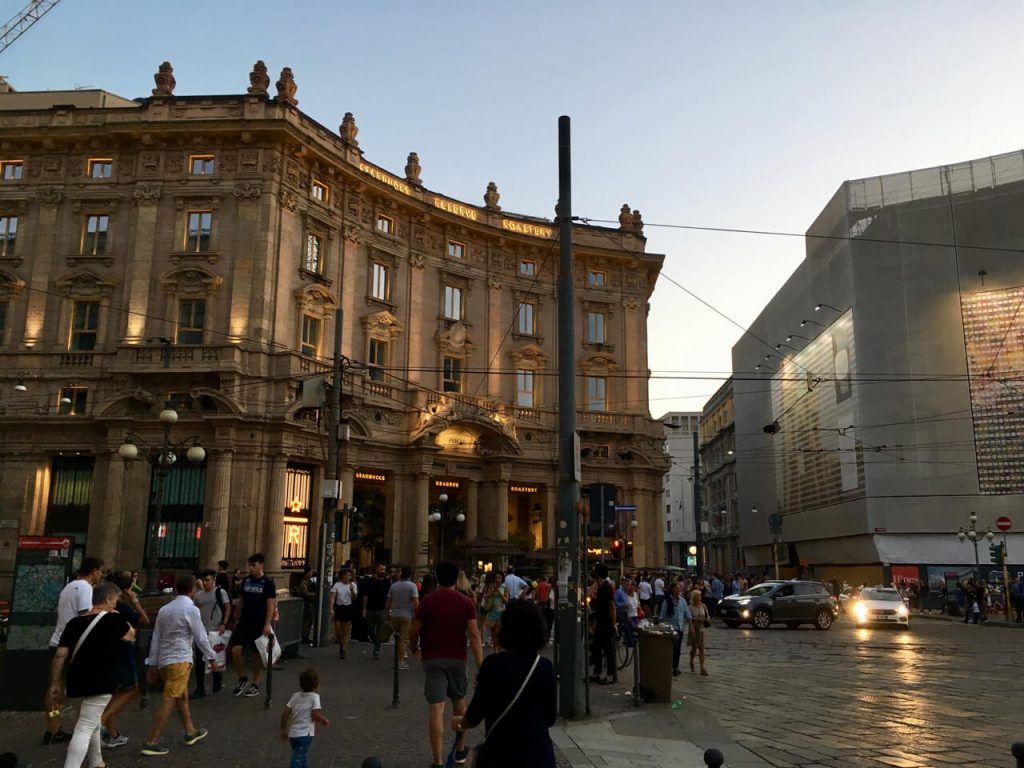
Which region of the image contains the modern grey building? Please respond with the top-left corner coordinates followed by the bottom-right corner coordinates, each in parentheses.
top-left (733, 149), bottom-right (1024, 594)
top-left (660, 411), bottom-right (699, 566)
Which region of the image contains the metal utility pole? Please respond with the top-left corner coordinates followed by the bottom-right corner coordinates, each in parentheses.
top-left (315, 309), bottom-right (343, 646)
top-left (692, 431), bottom-right (703, 578)
top-left (555, 115), bottom-right (584, 719)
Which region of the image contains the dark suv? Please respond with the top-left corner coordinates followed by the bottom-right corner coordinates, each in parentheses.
top-left (719, 580), bottom-right (838, 630)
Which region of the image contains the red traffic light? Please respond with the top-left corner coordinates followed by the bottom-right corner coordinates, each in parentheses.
top-left (612, 539), bottom-right (621, 549)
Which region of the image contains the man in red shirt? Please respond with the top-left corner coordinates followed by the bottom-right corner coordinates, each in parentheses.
top-left (409, 561), bottom-right (484, 768)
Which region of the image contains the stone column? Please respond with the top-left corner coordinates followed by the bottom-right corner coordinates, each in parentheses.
top-left (387, 474), bottom-right (404, 563)
top-left (406, 260), bottom-right (427, 383)
top-left (202, 449), bottom-right (234, 569)
top-left (486, 279), bottom-right (505, 398)
top-left (621, 298), bottom-right (644, 413)
top-left (628, 485), bottom-right (646, 568)
top-left (122, 194), bottom-right (160, 341)
top-left (495, 479), bottom-right (509, 541)
top-left (465, 480), bottom-right (479, 542)
top-left (410, 473), bottom-right (430, 571)
top-left (263, 456), bottom-right (287, 573)
top-left (89, 452), bottom-right (125, 569)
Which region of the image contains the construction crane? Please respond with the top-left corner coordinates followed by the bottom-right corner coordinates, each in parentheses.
top-left (0, 0), bottom-right (61, 55)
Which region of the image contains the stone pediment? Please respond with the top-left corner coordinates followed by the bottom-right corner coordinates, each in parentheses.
top-left (56, 270), bottom-right (116, 299)
top-left (0, 268), bottom-right (25, 299)
top-left (508, 342), bottom-right (547, 367)
top-left (362, 309), bottom-right (403, 338)
top-left (579, 351), bottom-right (619, 371)
top-left (436, 321), bottom-right (475, 351)
top-left (294, 284), bottom-right (338, 311)
top-left (161, 266), bottom-right (223, 296)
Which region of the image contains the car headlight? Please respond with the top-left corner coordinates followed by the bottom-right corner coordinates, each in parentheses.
top-left (853, 602), bottom-right (868, 620)
top-left (741, 609), bottom-right (750, 618)
top-left (897, 604), bottom-right (908, 616)
top-left (737, 599), bottom-right (750, 606)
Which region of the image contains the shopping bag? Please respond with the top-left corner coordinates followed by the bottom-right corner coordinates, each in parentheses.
top-left (206, 630), bottom-right (230, 672)
top-left (255, 632), bottom-right (281, 667)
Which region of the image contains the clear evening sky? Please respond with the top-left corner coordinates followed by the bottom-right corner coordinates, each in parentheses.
top-left (7, 2), bottom-right (1024, 415)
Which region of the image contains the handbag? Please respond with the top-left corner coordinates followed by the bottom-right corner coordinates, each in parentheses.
top-left (447, 654), bottom-right (542, 768)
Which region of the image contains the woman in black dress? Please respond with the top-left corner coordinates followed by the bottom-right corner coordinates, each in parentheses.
top-left (451, 600), bottom-right (556, 768)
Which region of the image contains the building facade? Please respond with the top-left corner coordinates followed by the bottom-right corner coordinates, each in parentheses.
top-left (659, 411), bottom-right (699, 566)
top-left (699, 379), bottom-right (738, 575)
top-left (0, 62), bottom-right (668, 597)
top-left (733, 149), bottom-right (1024, 589)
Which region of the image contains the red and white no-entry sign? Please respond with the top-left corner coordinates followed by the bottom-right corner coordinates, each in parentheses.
top-left (996, 516), bottom-right (1012, 532)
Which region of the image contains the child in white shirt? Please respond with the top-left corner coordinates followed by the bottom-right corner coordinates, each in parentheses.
top-left (280, 668), bottom-right (329, 768)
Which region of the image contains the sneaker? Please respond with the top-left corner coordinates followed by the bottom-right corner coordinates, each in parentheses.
top-left (454, 747), bottom-right (469, 764)
top-left (141, 742), bottom-right (170, 756)
top-left (184, 728), bottom-right (208, 746)
top-left (243, 683), bottom-right (260, 698)
top-left (232, 679), bottom-right (249, 697)
top-left (104, 733), bottom-right (129, 748)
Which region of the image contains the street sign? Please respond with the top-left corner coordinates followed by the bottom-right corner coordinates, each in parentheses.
top-left (996, 516), bottom-right (1012, 532)
top-left (614, 504), bottom-right (636, 513)
top-left (768, 513), bottom-right (783, 535)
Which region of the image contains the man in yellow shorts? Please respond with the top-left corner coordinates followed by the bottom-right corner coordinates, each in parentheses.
top-left (141, 574), bottom-right (218, 756)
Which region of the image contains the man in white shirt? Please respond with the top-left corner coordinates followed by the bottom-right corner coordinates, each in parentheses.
top-left (141, 574), bottom-right (217, 756)
top-left (654, 575), bottom-right (666, 616)
top-left (502, 565), bottom-right (530, 602)
top-left (44, 556), bottom-right (104, 746)
top-left (637, 575), bottom-right (653, 617)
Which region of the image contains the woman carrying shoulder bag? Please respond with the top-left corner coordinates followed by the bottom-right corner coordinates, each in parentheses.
top-left (688, 589), bottom-right (710, 676)
top-left (451, 600), bottom-right (556, 768)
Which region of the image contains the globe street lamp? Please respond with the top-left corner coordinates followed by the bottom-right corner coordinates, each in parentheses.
top-left (957, 512), bottom-right (994, 569)
top-left (120, 402), bottom-right (205, 595)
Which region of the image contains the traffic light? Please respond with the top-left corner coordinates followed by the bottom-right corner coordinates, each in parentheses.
top-left (611, 539), bottom-right (622, 559)
top-left (990, 543), bottom-right (1005, 566)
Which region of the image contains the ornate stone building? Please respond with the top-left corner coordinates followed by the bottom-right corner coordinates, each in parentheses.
top-left (0, 62), bottom-right (667, 594)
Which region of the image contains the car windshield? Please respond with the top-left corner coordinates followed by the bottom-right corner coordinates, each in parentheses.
top-left (860, 589), bottom-right (902, 601)
top-left (742, 584), bottom-right (777, 597)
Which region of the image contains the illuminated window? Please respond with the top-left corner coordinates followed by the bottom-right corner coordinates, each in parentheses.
top-left (87, 158), bottom-right (113, 178)
top-left (587, 270), bottom-right (606, 287)
top-left (376, 215), bottom-right (393, 235)
top-left (447, 240), bottom-right (464, 259)
top-left (1, 160), bottom-right (22, 180)
top-left (0, 215), bottom-right (16, 256)
top-left (58, 387), bottom-right (88, 416)
top-left (311, 179), bottom-right (330, 203)
top-left (81, 214), bottom-right (109, 255)
top-left (516, 369), bottom-right (535, 407)
top-left (301, 315), bottom-right (321, 357)
top-left (517, 302), bottom-right (535, 335)
top-left (368, 338), bottom-right (388, 381)
top-left (177, 299), bottom-right (206, 345)
top-left (519, 260), bottom-right (536, 276)
top-left (304, 234), bottom-right (323, 274)
top-left (189, 155), bottom-right (215, 175)
top-left (70, 301), bottom-right (99, 351)
top-left (587, 376), bottom-right (606, 412)
top-left (444, 285), bottom-right (462, 320)
top-left (371, 262), bottom-right (390, 302)
top-left (587, 311), bottom-right (605, 343)
top-left (186, 211), bottom-right (213, 252)
top-left (443, 356), bottom-right (462, 393)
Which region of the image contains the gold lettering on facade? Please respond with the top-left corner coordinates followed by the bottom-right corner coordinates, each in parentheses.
top-left (501, 219), bottom-right (555, 239)
top-left (432, 197), bottom-right (479, 221)
top-left (359, 163), bottom-right (412, 196)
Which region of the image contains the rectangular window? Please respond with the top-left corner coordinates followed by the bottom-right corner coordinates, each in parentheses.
top-left (186, 211), bottom-right (213, 252)
top-left (587, 311), bottom-right (605, 343)
top-left (0, 215), bottom-right (16, 256)
top-left (587, 376), bottom-right (606, 412)
top-left (443, 356), bottom-right (462, 393)
top-left (587, 270), bottom-right (606, 287)
top-left (666, 519), bottom-right (672, 533)
top-left (447, 240), bottom-right (464, 259)
top-left (368, 338), bottom-right (388, 381)
top-left (592, 445), bottom-right (609, 459)
top-left (444, 285), bottom-right (462, 320)
top-left (304, 234), bottom-right (323, 274)
top-left (177, 299), bottom-right (206, 345)
top-left (58, 387), bottom-right (88, 416)
top-left (517, 302), bottom-right (535, 335)
top-left (519, 260), bottom-right (536, 276)
top-left (189, 155), bottom-right (215, 176)
top-left (516, 369), bottom-right (535, 407)
top-left (301, 315), bottom-right (321, 358)
top-left (376, 215), bottom-right (393, 235)
top-left (1, 160), bottom-right (23, 180)
top-left (70, 301), bottom-right (99, 351)
top-left (371, 262), bottom-right (390, 302)
top-left (87, 158), bottom-right (113, 178)
top-left (311, 180), bottom-right (330, 203)
top-left (82, 214), bottom-right (109, 255)
top-left (0, 300), bottom-right (7, 344)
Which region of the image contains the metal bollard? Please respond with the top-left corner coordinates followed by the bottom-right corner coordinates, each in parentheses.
top-left (703, 747), bottom-right (725, 768)
top-left (361, 758), bottom-right (384, 768)
top-left (1012, 742), bottom-right (1024, 768)
top-left (392, 630), bottom-right (400, 708)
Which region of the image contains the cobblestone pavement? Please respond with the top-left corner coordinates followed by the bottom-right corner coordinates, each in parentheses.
top-left (673, 615), bottom-right (1024, 768)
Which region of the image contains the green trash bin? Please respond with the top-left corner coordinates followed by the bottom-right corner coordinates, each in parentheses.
top-left (636, 624), bottom-right (675, 703)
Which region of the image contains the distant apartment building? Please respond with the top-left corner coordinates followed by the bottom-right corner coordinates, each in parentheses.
top-left (699, 378), bottom-right (738, 574)
top-left (660, 411), bottom-right (699, 566)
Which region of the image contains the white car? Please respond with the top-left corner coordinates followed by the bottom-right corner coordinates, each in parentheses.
top-left (851, 587), bottom-right (910, 628)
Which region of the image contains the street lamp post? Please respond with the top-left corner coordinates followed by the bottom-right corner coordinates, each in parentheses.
top-left (428, 493), bottom-right (465, 567)
top-left (119, 402), bottom-right (205, 595)
top-left (957, 512), bottom-right (994, 570)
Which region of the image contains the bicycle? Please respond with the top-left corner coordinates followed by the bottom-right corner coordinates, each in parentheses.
top-left (615, 619), bottom-right (636, 671)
